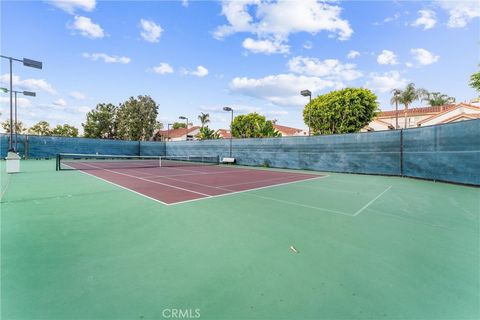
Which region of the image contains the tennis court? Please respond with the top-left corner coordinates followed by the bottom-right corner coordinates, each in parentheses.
top-left (1, 158), bottom-right (479, 319)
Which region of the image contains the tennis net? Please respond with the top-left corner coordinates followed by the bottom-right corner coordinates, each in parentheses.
top-left (56, 153), bottom-right (220, 171)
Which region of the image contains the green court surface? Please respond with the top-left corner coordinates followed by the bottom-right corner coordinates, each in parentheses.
top-left (1, 160), bottom-right (479, 320)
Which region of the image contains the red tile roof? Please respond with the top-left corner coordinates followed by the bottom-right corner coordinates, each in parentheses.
top-left (273, 124), bottom-right (304, 135)
top-left (158, 126), bottom-right (200, 139)
top-left (216, 129), bottom-right (232, 139)
top-left (417, 103), bottom-right (480, 125)
top-left (378, 105), bottom-right (457, 118)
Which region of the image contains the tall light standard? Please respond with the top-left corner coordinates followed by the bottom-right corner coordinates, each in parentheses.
top-left (301, 89), bottom-right (312, 136)
top-left (167, 123), bottom-right (173, 141)
top-left (0, 55), bottom-right (43, 152)
top-left (179, 116), bottom-right (188, 141)
top-left (223, 107), bottom-right (234, 157)
top-left (1, 87), bottom-right (36, 151)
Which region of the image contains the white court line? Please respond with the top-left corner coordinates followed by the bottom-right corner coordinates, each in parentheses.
top-left (219, 174), bottom-right (313, 188)
top-left (167, 175), bottom-right (330, 206)
top-left (142, 170), bottom-right (248, 179)
top-left (239, 193), bottom-right (354, 216)
top-left (77, 162), bottom-right (212, 197)
top-left (352, 185), bottom-right (392, 216)
top-left (61, 163), bottom-right (169, 205)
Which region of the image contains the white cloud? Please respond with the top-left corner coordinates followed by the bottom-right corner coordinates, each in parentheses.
top-left (184, 66), bottom-right (209, 77)
top-left (405, 62), bottom-right (414, 68)
top-left (347, 50), bottom-right (360, 59)
top-left (365, 71), bottom-right (408, 93)
top-left (411, 10), bottom-right (437, 30)
top-left (70, 91), bottom-right (87, 100)
top-left (47, 0), bottom-right (96, 14)
top-left (374, 12), bottom-right (401, 25)
top-left (153, 62), bottom-right (174, 74)
top-left (287, 56), bottom-right (362, 81)
top-left (437, 0), bottom-right (480, 28)
top-left (303, 41), bottom-right (313, 49)
top-left (410, 48), bottom-right (439, 65)
top-left (69, 15), bottom-right (104, 39)
top-left (230, 73), bottom-right (339, 107)
top-left (139, 19), bottom-right (163, 43)
top-left (82, 52), bottom-right (131, 64)
top-left (181, 0), bottom-right (189, 7)
top-left (0, 96), bottom-right (32, 108)
top-left (242, 38), bottom-right (289, 54)
top-left (214, 0), bottom-right (352, 53)
top-left (0, 74), bottom-right (56, 94)
top-left (53, 98), bottom-right (67, 106)
top-left (377, 50), bottom-right (398, 65)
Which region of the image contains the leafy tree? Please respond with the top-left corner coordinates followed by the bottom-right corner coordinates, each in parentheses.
top-left (231, 112), bottom-right (280, 138)
top-left (28, 121), bottom-right (52, 135)
top-left (196, 126), bottom-right (220, 140)
top-left (422, 92), bottom-right (455, 106)
top-left (470, 66), bottom-right (480, 93)
top-left (172, 122), bottom-right (186, 129)
top-left (83, 103), bottom-right (117, 139)
top-left (1, 120), bottom-right (27, 134)
top-left (304, 88), bottom-right (378, 134)
top-left (390, 89), bottom-right (402, 129)
top-left (392, 83), bottom-right (427, 129)
top-left (198, 112), bottom-right (210, 128)
top-left (116, 95), bottom-right (159, 141)
top-left (52, 124), bottom-right (79, 137)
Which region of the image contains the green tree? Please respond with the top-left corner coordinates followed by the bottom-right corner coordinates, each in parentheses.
top-left (116, 95), bottom-right (159, 141)
top-left (304, 88), bottom-right (378, 135)
top-left (231, 112), bottom-right (280, 138)
top-left (422, 92), bottom-right (455, 106)
top-left (51, 124), bottom-right (79, 137)
top-left (198, 112), bottom-right (210, 128)
top-left (470, 66), bottom-right (480, 93)
top-left (393, 83), bottom-right (427, 128)
top-left (196, 126), bottom-right (220, 140)
top-left (82, 103), bottom-right (117, 139)
top-left (1, 120), bottom-right (27, 134)
top-left (172, 122), bottom-right (186, 129)
top-left (28, 121), bottom-right (52, 135)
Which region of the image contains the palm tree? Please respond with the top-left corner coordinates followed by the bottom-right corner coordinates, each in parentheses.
top-left (395, 83), bottom-right (427, 128)
top-left (198, 112), bottom-right (210, 128)
top-left (390, 89), bottom-right (401, 129)
top-left (422, 92), bottom-right (455, 106)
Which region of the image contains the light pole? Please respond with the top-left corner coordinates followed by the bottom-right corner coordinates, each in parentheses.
top-left (179, 116), bottom-right (188, 141)
top-left (1, 88), bottom-right (36, 152)
top-left (223, 107), bottom-right (234, 158)
top-left (167, 123), bottom-right (173, 141)
top-left (301, 90), bottom-right (312, 136)
top-left (0, 55), bottom-right (42, 152)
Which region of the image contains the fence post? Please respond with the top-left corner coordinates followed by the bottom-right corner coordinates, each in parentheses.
top-left (400, 129), bottom-right (404, 177)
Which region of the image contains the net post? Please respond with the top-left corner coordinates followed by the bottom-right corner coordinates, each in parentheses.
top-left (56, 153), bottom-right (60, 171)
top-left (159, 156), bottom-right (162, 167)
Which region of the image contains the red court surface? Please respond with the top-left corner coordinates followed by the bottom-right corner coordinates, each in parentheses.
top-left (64, 163), bottom-right (323, 205)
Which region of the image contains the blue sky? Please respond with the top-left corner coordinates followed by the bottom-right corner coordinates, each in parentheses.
top-left (1, 0), bottom-right (479, 132)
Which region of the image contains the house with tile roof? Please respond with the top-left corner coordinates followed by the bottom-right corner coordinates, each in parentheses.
top-left (216, 124), bottom-right (307, 139)
top-left (273, 124), bottom-right (308, 136)
top-left (362, 103), bottom-right (480, 131)
top-left (216, 129), bottom-right (232, 139)
top-left (156, 126), bottom-right (201, 141)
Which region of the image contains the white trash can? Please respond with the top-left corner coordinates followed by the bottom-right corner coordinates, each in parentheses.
top-left (6, 152), bottom-right (20, 173)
